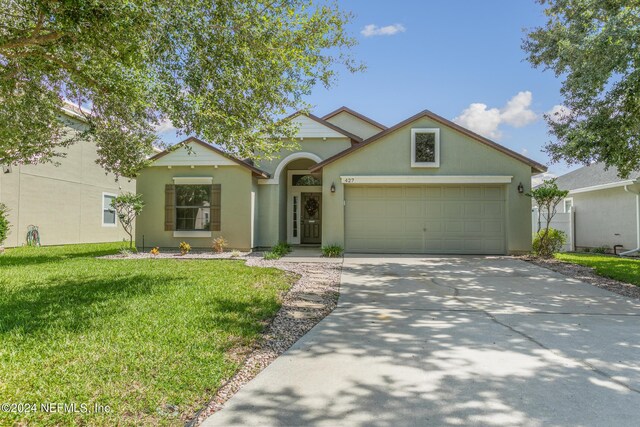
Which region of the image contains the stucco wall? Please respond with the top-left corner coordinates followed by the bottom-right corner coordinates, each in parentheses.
top-left (135, 165), bottom-right (254, 250)
top-left (324, 111), bottom-right (383, 140)
top-left (0, 118), bottom-right (135, 247)
top-left (255, 138), bottom-right (351, 176)
top-left (571, 186), bottom-right (639, 250)
top-left (320, 116), bottom-right (534, 254)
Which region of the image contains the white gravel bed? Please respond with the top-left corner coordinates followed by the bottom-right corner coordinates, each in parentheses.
top-left (521, 256), bottom-right (640, 299)
top-left (187, 257), bottom-right (342, 426)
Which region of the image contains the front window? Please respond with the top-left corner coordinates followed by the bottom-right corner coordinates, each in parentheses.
top-left (411, 128), bottom-right (440, 167)
top-left (102, 193), bottom-right (116, 226)
top-left (176, 185), bottom-right (211, 230)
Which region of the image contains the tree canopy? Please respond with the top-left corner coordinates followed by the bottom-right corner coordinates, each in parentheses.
top-left (0, 0), bottom-right (360, 177)
top-left (523, 0), bottom-right (640, 178)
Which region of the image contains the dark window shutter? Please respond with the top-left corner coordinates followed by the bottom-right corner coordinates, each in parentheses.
top-left (210, 184), bottom-right (221, 231)
top-left (165, 184), bottom-right (175, 231)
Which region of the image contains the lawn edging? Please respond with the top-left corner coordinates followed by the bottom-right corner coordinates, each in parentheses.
top-left (521, 255), bottom-right (640, 299)
top-left (188, 257), bottom-right (343, 426)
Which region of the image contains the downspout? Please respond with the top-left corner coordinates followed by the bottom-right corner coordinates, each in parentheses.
top-left (620, 184), bottom-right (640, 256)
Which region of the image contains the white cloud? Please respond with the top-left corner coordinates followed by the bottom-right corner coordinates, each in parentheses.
top-left (453, 91), bottom-right (538, 140)
top-left (546, 104), bottom-right (572, 124)
top-left (155, 119), bottom-right (177, 134)
top-left (361, 23), bottom-right (406, 37)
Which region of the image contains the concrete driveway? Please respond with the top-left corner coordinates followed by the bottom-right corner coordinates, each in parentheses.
top-left (203, 255), bottom-right (640, 426)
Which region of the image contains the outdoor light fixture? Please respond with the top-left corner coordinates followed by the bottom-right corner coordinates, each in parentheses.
top-left (330, 182), bottom-right (336, 193)
top-left (517, 182), bottom-right (524, 194)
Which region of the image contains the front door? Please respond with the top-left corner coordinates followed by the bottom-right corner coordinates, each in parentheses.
top-left (301, 193), bottom-right (321, 244)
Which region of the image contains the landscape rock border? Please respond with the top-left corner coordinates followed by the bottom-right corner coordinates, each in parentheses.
top-left (521, 256), bottom-right (640, 299)
top-left (187, 257), bottom-right (343, 426)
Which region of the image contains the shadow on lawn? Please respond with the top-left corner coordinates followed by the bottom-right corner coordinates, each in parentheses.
top-left (0, 245), bottom-right (121, 267)
top-left (0, 273), bottom-right (162, 334)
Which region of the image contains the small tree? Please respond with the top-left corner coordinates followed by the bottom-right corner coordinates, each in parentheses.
top-left (0, 203), bottom-right (10, 247)
top-left (527, 179), bottom-right (569, 257)
top-left (112, 193), bottom-right (144, 249)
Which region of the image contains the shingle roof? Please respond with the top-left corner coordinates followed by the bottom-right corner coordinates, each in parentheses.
top-left (553, 163), bottom-right (640, 191)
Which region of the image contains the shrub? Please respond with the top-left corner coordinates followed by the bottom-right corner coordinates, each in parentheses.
top-left (263, 251), bottom-right (280, 260)
top-left (179, 241), bottom-right (191, 255)
top-left (212, 236), bottom-right (228, 253)
top-left (591, 246), bottom-right (609, 254)
top-left (0, 203), bottom-right (9, 246)
top-left (150, 247), bottom-right (160, 256)
top-left (272, 242), bottom-right (291, 257)
top-left (322, 244), bottom-right (343, 257)
top-left (582, 247), bottom-right (591, 253)
top-left (112, 193), bottom-right (144, 249)
top-left (230, 249), bottom-right (242, 258)
top-left (532, 228), bottom-right (566, 258)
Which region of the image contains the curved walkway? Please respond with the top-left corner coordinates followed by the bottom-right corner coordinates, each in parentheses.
top-left (203, 255), bottom-right (640, 427)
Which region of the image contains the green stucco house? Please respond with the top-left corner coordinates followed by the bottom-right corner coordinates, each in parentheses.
top-left (135, 107), bottom-right (546, 254)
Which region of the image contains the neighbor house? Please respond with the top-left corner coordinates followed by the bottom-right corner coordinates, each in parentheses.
top-left (539, 163), bottom-right (640, 254)
top-left (135, 106), bottom-right (546, 254)
top-left (0, 105), bottom-right (136, 247)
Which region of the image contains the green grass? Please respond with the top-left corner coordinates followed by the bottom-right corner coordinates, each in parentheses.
top-left (0, 243), bottom-right (295, 426)
top-left (555, 252), bottom-right (640, 286)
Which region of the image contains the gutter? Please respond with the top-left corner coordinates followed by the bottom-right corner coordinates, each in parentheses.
top-left (620, 183), bottom-right (640, 256)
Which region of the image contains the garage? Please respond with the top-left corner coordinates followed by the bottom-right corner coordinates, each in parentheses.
top-left (344, 185), bottom-right (506, 254)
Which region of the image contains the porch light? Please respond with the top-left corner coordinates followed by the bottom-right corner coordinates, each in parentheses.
top-left (517, 182), bottom-right (524, 194)
top-left (330, 182), bottom-right (336, 193)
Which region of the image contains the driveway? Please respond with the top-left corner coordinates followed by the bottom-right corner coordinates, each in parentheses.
top-left (203, 255), bottom-right (640, 426)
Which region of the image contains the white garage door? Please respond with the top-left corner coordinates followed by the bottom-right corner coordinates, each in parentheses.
top-left (344, 185), bottom-right (506, 254)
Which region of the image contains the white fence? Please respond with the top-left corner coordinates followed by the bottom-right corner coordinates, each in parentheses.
top-left (531, 207), bottom-right (575, 252)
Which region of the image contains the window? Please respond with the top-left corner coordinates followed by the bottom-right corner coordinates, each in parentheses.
top-left (175, 185), bottom-right (211, 231)
top-left (102, 193), bottom-right (117, 226)
top-left (564, 198), bottom-right (573, 213)
top-left (411, 128), bottom-right (440, 167)
top-left (292, 174), bottom-right (322, 186)
top-left (293, 196), bottom-right (298, 238)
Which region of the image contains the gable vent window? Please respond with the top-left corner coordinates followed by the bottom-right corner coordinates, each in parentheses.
top-left (411, 128), bottom-right (440, 168)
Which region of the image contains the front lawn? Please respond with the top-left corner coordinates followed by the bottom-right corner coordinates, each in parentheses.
top-left (555, 252), bottom-right (640, 286)
top-left (0, 243), bottom-right (294, 426)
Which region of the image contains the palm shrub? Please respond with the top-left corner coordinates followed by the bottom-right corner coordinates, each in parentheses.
top-left (322, 244), bottom-right (343, 257)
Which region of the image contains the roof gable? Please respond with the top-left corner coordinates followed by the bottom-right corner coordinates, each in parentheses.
top-left (310, 109), bottom-right (546, 174)
top-left (322, 106), bottom-right (387, 130)
top-left (149, 137), bottom-right (269, 177)
top-left (288, 113), bottom-right (363, 143)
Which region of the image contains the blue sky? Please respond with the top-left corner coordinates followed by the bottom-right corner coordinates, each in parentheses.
top-left (158, 0), bottom-right (573, 180)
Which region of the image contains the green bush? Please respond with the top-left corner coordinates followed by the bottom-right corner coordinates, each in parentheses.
top-left (272, 242), bottom-right (291, 257)
top-left (322, 244), bottom-right (343, 257)
top-left (532, 228), bottom-right (566, 258)
top-left (263, 251), bottom-right (280, 260)
top-left (0, 203), bottom-right (9, 246)
top-left (591, 246), bottom-right (609, 254)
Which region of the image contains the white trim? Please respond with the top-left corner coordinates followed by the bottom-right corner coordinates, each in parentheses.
top-left (172, 177), bottom-right (213, 185)
top-left (258, 152), bottom-right (323, 185)
top-left (411, 128), bottom-right (440, 168)
top-left (340, 175), bottom-right (513, 185)
top-left (568, 180), bottom-right (637, 194)
top-left (173, 231), bottom-right (212, 238)
top-left (101, 192), bottom-right (118, 227)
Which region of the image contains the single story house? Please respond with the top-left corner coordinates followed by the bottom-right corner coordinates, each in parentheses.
top-left (135, 106), bottom-right (546, 254)
top-left (0, 104), bottom-right (136, 247)
top-left (546, 163), bottom-right (640, 253)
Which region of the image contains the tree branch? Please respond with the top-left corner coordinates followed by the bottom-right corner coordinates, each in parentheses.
top-left (0, 31), bottom-right (64, 51)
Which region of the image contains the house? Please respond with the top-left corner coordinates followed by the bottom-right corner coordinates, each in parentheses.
top-left (135, 106), bottom-right (546, 254)
top-left (0, 105), bottom-right (136, 247)
top-left (542, 163), bottom-right (640, 254)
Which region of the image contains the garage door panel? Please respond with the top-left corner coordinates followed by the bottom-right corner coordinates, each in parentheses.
top-left (345, 185), bottom-right (505, 254)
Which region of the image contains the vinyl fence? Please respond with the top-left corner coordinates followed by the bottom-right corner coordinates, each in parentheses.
top-left (531, 207), bottom-right (575, 252)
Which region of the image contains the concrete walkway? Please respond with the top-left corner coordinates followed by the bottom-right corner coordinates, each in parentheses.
top-left (203, 255), bottom-right (640, 427)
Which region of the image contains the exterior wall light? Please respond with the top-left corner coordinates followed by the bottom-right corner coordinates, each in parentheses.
top-left (330, 182), bottom-right (336, 193)
top-left (517, 182), bottom-right (524, 194)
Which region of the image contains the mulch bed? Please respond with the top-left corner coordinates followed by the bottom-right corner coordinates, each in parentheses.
top-left (520, 256), bottom-right (640, 299)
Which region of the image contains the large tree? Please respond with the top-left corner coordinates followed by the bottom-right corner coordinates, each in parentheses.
top-left (0, 0), bottom-right (360, 177)
top-left (523, 0), bottom-right (640, 178)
